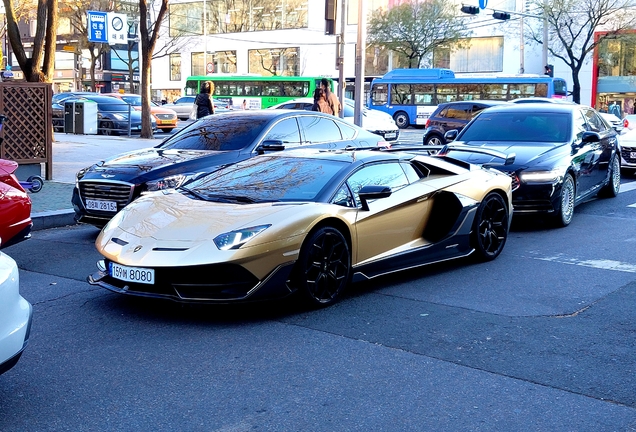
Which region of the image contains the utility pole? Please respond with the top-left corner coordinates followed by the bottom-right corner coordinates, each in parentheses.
top-left (353, 0), bottom-right (366, 127)
top-left (337, 0), bottom-right (347, 118)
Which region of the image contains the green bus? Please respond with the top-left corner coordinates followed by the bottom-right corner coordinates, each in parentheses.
top-left (185, 75), bottom-right (333, 109)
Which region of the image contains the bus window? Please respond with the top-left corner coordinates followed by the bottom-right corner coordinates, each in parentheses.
top-left (457, 84), bottom-right (481, 101)
top-left (371, 84), bottom-right (387, 106)
top-left (391, 84), bottom-right (412, 105)
top-left (185, 80), bottom-right (199, 95)
top-left (228, 82), bottom-right (242, 96)
top-left (535, 83), bottom-right (548, 97)
top-left (263, 82), bottom-right (281, 96)
top-left (282, 81), bottom-right (308, 97)
top-left (436, 84), bottom-right (459, 103)
top-left (412, 84), bottom-right (434, 105)
top-left (244, 82), bottom-right (262, 96)
top-left (481, 84), bottom-right (508, 100)
top-left (553, 79), bottom-right (567, 96)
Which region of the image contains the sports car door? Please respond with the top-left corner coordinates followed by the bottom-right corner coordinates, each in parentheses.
top-left (349, 162), bottom-right (435, 265)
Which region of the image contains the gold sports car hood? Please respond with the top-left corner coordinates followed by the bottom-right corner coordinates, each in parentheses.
top-left (106, 189), bottom-right (302, 242)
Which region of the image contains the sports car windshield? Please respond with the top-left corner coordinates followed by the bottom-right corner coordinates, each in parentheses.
top-left (460, 112), bottom-right (571, 144)
top-left (158, 116), bottom-right (271, 151)
top-left (183, 156), bottom-right (348, 202)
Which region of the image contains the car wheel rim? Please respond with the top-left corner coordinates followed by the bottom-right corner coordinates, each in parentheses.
top-left (561, 176), bottom-right (575, 223)
top-left (303, 231), bottom-right (349, 303)
top-left (477, 196), bottom-right (507, 256)
top-left (612, 157), bottom-right (621, 193)
top-left (428, 136), bottom-right (443, 146)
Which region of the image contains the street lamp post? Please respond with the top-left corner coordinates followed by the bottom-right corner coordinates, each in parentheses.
top-left (353, 0), bottom-right (366, 127)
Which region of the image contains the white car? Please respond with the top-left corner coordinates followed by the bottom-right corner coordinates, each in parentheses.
top-left (617, 127), bottom-right (636, 170)
top-left (0, 247), bottom-right (32, 375)
top-left (270, 97), bottom-right (400, 141)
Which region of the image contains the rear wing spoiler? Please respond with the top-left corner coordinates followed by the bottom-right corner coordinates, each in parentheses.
top-left (382, 144), bottom-right (516, 168)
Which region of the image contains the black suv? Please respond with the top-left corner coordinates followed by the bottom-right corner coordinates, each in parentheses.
top-left (422, 101), bottom-right (508, 146)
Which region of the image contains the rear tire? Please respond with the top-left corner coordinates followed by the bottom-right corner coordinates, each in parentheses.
top-left (554, 173), bottom-right (575, 227)
top-left (425, 134), bottom-right (444, 146)
top-left (599, 154), bottom-right (620, 198)
top-left (471, 193), bottom-right (509, 261)
top-left (393, 111), bottom-right (410, 129)
top-left (294, 226), bottom-right (351, 307)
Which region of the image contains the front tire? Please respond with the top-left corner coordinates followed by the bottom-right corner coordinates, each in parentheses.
top-left (471, 193), bottom-right (509, 261)
top-left (393, 111), bottom-right (410, 129)
top-left (294, 226), bottom-right (351, 307)
top-left (425, 134), bottom-right (444, 146)
top-left (599, 154), bottom-right (620, 198)
top-left (555, 173), bottom-right (575, 227)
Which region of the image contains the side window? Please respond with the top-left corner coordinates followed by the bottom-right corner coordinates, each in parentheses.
top-left (331, 184), bottom-right (355, 208)
top-left (437, 107), bottom-right (449, 118)
top-left (471, 104), bottom-right (489, 117)
top-left (445, 104), bottom-right (471, 120)
top-left (584, 109), bottom-right (607, 132)
top-left (262, 118), bottom-right (302, 147)
top-left (346, 162), bottom-right (409, 206)
top-left (573, 110), bottom-right (587, 141)
top-left (401, 162), bottom-right (423, 183)
top-left (336, 121), bottom-right (358, 140)
top-left (298, 116), bottom-right (343, 143)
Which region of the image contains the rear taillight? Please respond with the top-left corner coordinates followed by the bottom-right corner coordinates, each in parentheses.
top-left (624, 118), bottom-right (629, 128)
top-left (0, 173), bottom-right (24, 192)
top-left (425, 119), bottom-right (430, 128)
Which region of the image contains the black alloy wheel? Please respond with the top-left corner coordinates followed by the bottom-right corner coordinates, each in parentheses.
top-left (101, 121), bottom-right (116, 136)
top-left (295, 226), bottom-right (351, 307)
top-left (599, 155), bottom-right (621, 198)
top-left (393, 111), bottom-right (410, 129)
top-left (471, 192), bottom-right (509, 261)
top-left (555, 173), bottom-right (575, 227)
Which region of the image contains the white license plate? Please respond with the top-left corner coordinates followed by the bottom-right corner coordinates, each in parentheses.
top-left (86, 199), bottom-right (117, 212)
top-left (110, 263), bottom-right (155, 285)
top-left (631, 151), bottom-right (636, 159)
top-left (385, 132), bottom-right (397, 139)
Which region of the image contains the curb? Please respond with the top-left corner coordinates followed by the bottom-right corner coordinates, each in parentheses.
top-left (32, 209), bottom-right (77, 231)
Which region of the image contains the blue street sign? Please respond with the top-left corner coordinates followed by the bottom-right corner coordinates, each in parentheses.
top-left (87, 11), bottom-right (108, 43)
top-left (479, 0), bottom-right (488, 9)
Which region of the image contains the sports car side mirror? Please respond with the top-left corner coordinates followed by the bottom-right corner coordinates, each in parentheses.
top-left (444, 130), bottom-right (458, 142)
top-left (358, 185), bottom-right (392, 211)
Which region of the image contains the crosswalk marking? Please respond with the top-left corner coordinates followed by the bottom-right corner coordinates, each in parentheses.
top-left (527, 253), bottom-right (636, 273)
top-left (620, 181), bottom-right (636, 194)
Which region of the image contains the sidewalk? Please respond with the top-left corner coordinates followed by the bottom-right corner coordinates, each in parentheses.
top-left (29, 132), bottom-right (161, 231)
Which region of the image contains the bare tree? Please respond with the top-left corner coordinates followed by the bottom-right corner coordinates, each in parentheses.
top-left (139, 0), bottom-right (169, 138)
top-left (527, 0), bottom-right (636, 103)
top-left (367, 0), bottom-right (469, 69)
top-left (3, 0), bottom-right (58, 82)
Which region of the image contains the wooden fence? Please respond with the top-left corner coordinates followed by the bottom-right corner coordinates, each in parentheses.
top-left (0, 82), bottom-right (53, 179)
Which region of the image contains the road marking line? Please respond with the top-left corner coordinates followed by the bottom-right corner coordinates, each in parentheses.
top-left (620, 181), bottom-right (636, 193)
top-left (528, 254), bottom-right (636, 273)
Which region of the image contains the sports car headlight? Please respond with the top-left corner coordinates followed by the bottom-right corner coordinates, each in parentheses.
top-left (214, 225), bottom-right (271, 250)
top-left (112, 113), bottom-right (128, 121)
top-left (519, 169), bottom-right (563, 183)
top-left (145, 174), bottom-right (191, 191)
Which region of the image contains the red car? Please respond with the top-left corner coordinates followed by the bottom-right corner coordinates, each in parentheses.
top-left (0, 159), bottom-right (32, 248)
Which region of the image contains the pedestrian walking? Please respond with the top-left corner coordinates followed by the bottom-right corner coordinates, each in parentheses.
top-left (312, 88), bottom-right (332, 114)
top-left (194, 81), bottom-right (215, 119)
top-left (320, 77), bottom-right (341, 117)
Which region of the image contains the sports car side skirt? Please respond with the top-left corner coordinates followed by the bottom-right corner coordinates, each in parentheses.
top-left (352, 202), bottom-right (478, 282)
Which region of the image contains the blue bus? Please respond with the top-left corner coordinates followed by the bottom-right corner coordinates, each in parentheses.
top-left (368, 68), bottom-right (568, 128)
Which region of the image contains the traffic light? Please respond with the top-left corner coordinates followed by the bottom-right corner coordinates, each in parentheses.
top-left (492, 11), bottom-right (511, 20)
top-left (461, 5), bottom-right (480, 14)
top-left (545, 64), bottom-right (554, 77)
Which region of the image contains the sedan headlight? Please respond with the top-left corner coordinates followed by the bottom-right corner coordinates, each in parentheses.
top-left (519, 169), bottom-right (564, 183)
top-left (214, 225), bottom-right (271, 250)
top-left (145, 174), bottom-right (191, 191)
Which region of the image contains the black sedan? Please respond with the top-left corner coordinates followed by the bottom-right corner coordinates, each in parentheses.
top-left (443, 103), bottom-right (621, 226)
top-left (72, 110), bottom-right (387, 227)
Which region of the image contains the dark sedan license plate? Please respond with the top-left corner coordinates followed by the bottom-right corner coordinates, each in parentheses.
top-left (110, 263), bottom-right (155, 285)
top-left (86, 199), bottom-right (117, 212)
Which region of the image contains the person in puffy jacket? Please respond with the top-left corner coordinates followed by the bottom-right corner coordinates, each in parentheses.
top-left (195, 81), bottom-right (215, 119)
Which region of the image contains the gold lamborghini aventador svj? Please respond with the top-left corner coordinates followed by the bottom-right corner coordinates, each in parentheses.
top-left (89, 146), bottom-right (514, 307)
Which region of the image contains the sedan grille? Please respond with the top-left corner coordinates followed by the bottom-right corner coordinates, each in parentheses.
top-left (79, 181), bottom-right (135, 209)
top-left (621, 147), bottom-right (636, 163)
top-left (155, 113), bottom-right (176, 120)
